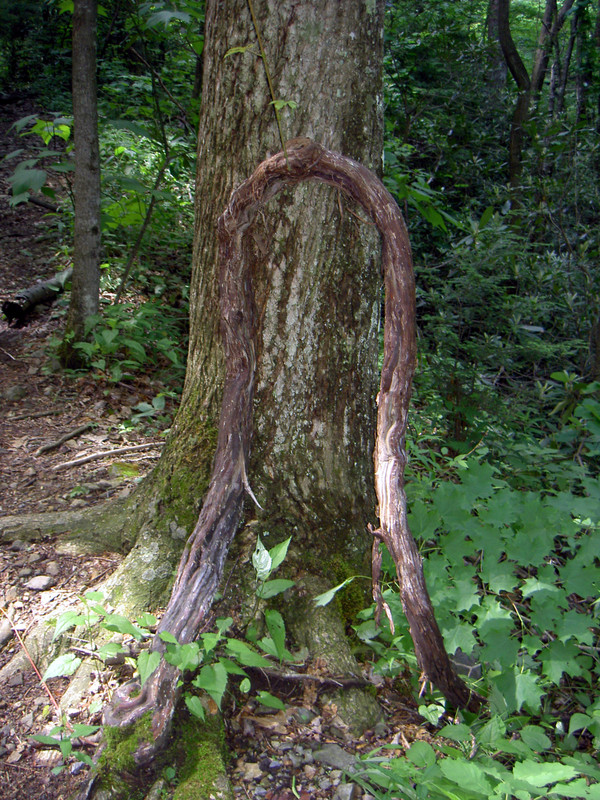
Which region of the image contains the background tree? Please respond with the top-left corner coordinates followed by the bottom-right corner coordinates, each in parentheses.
top-left (61, 0), bottom-right (101, 363)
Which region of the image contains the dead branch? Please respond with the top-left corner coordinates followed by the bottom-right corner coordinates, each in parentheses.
top-left (35, 422), bottom-right (94, 456)
top-left (52, 442), bottom-right (164, 471)
top-left (2, 267), bottom-right (73, 327)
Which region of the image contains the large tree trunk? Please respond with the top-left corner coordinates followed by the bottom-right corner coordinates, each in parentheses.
top-left (149, 0), bottom-right (385, 581)
top-left (62, 0), bottom-right (101, 365)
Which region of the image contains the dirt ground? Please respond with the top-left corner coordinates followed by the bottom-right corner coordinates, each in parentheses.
top-left (1, 98), bottom-right (430, 800)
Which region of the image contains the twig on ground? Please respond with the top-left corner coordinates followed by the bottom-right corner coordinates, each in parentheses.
top-left (52, 442), bottom-right (164, 471)
top-left (35, 422), bottom-right (94, 456)
top-left (0, 607), bottom-right (69, 729)
top-left (9, 409), bottom-right (61, 421)
top-left (0, 346), bottom-right (16, 360)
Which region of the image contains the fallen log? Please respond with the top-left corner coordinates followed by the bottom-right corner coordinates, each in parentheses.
top-left (97, 137), bottom-right (483, 772)
top-left (2, 266), bottom-right (72, 326)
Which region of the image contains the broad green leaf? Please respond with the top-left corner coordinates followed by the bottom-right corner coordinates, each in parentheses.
top-left (256, 579), bottom-right (295, 599)
top-left (53, 611), bottom-right (87, 640)
top-left (164, 642), bottom-right (202, 673)
top-left (257, 690), bottom-right (285, 710)
top-left (512, 759), bottom-right (577, 787)
top-left (439, 759), bottom-right (494, 795)
top-left (406, 740), bottom-right (436, 767)
top-left (568, 713), bottom-right (593, 736)
top-left (159, 631), bottom-right (179, 644)
top-left (43, 653), bottom-right (82, 680)
top-left (136, 613), bottom-right (157, 628)
top-left (97, 642), bottom-right (126, 661)
top-left (313, 577), bottom-right (355, 607)
top-left (138, 650), bottom-right (161, 685)
top-left (252, 537), bottom-right (272, 580)
top-left (194, 662), bottom-right (228, 708)
top-left (265, 609), bottom-right (286, 661)
top-left (9, 166), bottom-right (47, 196)
top-left (218, 657), bottom-right (247, 677)
top-left (185, 695), bottom-right (205, 720)
top-left (268, 537), bottom-right (292, 571)
top-left (102, 613), bottom-right (145, 641)
top-left (226, 639), bottom-right (272, 668)
top-left (519, 725), bottom-right (551, 751)
top-left (71, 723), bottom-right (100, 737)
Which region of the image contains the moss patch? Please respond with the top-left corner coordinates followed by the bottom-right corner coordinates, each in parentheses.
top-left (171, 714), bottom-right (232, 800)
top-left (97, 712), bottom-right (154, 795)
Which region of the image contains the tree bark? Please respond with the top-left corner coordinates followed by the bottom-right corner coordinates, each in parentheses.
top-left (62, 0), bottom-right (101, 365)
top-left (497, 0), bottom-right (575, 185)
top-left (149, 0), bottom-right (385, 571)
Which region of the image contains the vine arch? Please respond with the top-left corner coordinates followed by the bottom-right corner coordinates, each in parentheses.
top-left (103, 137), bottom-right (481, 766)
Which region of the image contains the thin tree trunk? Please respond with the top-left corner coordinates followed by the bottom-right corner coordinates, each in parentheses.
top-left (62, 0), bottom-right (101, 363)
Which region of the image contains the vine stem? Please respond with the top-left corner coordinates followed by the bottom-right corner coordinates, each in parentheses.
top-left (0, 606), bottom-right (70, 730)
top-left (247, 0), bottom-right (289, 164)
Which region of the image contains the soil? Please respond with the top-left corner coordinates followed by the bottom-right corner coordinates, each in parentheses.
top-left (0, 98), bottom-right (432, 800)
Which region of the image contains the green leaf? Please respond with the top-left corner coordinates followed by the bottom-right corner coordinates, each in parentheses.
top-left (268, 537), bottom-right (292, 571)
top-left (252, 537), bottom-right (272, 580)
top-left (313, 577), bottom-right (355, 607)
top-left (264, 609), bottom-right (287, 661)
top-left (226, 639), bottom-right (272, 668)
top-left (102, 613), bottom-right (145, 641)
top-left (406, 740), bottom-right (436, 767)
top-left (257, 690), bottom-right (286, 710)
top-left (138, 650), bottom-right (161, 686)
top-left (9, 166), bottom-right (47, 196)
top-left (568, 713), bottom-right (593, 736)
top-left (53, 611), bottom-right (88, 640)
top-left (512, 760), bottom-right (577, 787)
top-left (193, 662), bottom-right (228, 708)
top-left (256, 579), bottom-right (295, 599)
top-left (519, 725), bottom-right (551, 751)
top-left (439, 759), bottom-right (494, 795)
top-left (185, 694), bottom-right (205, 720)
top-left (137, 613), bottom-right (157, 628)
top-left (97, 642), bottom-right (126, 661)
top-left (71, 723), bottom-right (100, 737)
top-left (159, 631), bottom-right (179, 644)
top-left (43, 653), bottom-right (82, 680)
top-left (164, 642), bottom-right (202, 672)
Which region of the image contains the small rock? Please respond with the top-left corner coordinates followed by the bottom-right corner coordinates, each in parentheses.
top-left (373, 719), bottom-right (388, 736)
top-left (9, 540), bottom-right (28, 552)
top-left (27, 553), bottom-right (42, 564)
top-left (319, 778), bottom-right (332, 791)
top-left (268, 759), bottom-right (283, 772)
top-left (303, 765), bottom-right (317, 780)
top-left (20, 712), bottom-right (34, 730)
top-left (334, 785), bottom-right (359, 800)
top-left (23, 575), bottom-right (55, 591)
top-left (17, 568), bottom-right (33, 578)
top-left (241, 762), bottom-right (263, 781)
top-left (8, 672), bottom-right (24, 687)
top-left (313, 743), bottom-right (356, 771)
top-left (3, 386), bottom-right (27, 402)
top-left (0, 618), bottom-right (14, 648)
top-left (70, 499), bottom-right (87, 508)
top-left (44, 561), bottom-right (60, 577)
top-left (34, 749), bottom-right (62, 768)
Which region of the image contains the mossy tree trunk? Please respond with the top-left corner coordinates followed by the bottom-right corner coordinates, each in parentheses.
top-left (135, 0), bottom-right (386, 597)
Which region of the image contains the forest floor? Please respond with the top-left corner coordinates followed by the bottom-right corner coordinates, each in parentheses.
top-left (0, 99), bottom-right (429, 800)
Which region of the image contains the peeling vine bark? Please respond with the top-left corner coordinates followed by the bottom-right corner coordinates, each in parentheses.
top-left (102, 138), bottom-right (482, 768)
